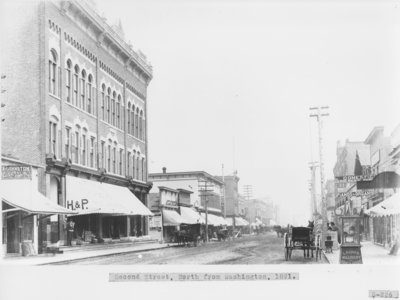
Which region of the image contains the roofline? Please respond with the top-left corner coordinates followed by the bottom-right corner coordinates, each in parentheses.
top-left (364, 126), bottom-right (385, 144)
top-left (157, 186), bottom-right (178, 193)
top-left (149, 171), bottom-right (224, 185)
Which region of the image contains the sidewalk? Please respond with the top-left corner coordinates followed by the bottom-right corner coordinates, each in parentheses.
top-left (0, 240), bottom-right (177, 266)
top-left (323, 241), bottom-right (400, 265)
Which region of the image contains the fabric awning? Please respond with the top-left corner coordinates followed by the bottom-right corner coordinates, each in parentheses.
top-left (1, 179), bottom-right (76, 215)
top-left (225, 217), bottom-right (233, 226)
top-left (66, 176), bottom-right (153, 216)
top-left (163, 209), bottom-right (184, 226)
top-left (201, 213), bottom-right (226, 226)
top-left (365, 192), bottom-right (400, 217)
top-left (235, 217), bottom-right (249, 226)
top-left (179, 206), bottom-right (203, 224)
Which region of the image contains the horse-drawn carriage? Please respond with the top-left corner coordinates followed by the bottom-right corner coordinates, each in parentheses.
top-left (283, 226), bottom-right (321, 261)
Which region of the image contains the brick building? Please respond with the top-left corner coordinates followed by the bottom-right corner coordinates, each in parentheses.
top-left (1, 0), bottom-right (153, 253)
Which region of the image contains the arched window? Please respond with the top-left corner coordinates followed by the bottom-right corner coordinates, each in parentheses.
top-left (132, 150), bottom-right (136, 179)
top-left (135, 108), bottom-right (139, 138)
top-left (131, 105), bottom-right (135, 136)
top-left (119, 149), bottom-right (123, 175)
top-left (136, 153), bottom-right (140, 180)
top-left (117, 95), bottom-right (121, 129)
top-left (111, 91), bottom-right (116, 126)
top-left (65, 60), bottom-right (72, 103)
top-left (127, 103), bottom-right (131, 135)
top-left (73, 65), bottom-right (79, 106)
top-left (112, 142), bottom-right (117, 173)
top-left (127, 151), bottom-right (131, 176)
top-left (101, 84), bottom-right (106, 120)
top-left (80, 70), bottom-right (86, 110)
top-left (87, 75), bottom-right (93, 114)
top-left (106, 88), bottom-right (111, 124)
top-left (73, 126), bottom-right (80, 164)
top-left (49, 49), bottom-right (58, 95)
top-left (141, 157), bottom-right (145, 181)
top-left (139, 110), bottom-right (144, 140)
top-left (81, 129), bottom-right (87, 166)
top-left (49, 116), bottom-right (59, 158)
top-left (107, 140), bottom-right (111, 172)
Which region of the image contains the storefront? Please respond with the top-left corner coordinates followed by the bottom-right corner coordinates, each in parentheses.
top-left (1, 166), bottom-right (74, 255)
top-left (65, 176), bottom-right (153, 243)
top-left (365, 192), bottom-right (400, 248)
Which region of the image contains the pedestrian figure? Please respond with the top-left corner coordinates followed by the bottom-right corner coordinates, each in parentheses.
top-left (66, 219), bottom-right (75, 246)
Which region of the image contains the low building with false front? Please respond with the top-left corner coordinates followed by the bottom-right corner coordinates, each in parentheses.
top-left (1, 0), bottom-right (153, 253)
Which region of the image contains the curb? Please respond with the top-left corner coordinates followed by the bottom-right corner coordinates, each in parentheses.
top-left (38, 244), bottom-right (179, 266)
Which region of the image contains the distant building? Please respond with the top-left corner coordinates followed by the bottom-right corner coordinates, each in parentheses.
top-left (216, 173), bottom-right (240, 217)
top-left (149, 168), bottom-right (224, 215)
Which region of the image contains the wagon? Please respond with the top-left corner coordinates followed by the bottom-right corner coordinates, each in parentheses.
top-left (283, 226), bottom-right (321, 261)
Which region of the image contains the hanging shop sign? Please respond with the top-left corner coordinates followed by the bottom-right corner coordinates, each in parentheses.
top-left (338, 190), bottom-right (373, 197)
top-left (1, 165), bottom-right (32, 180)
top-left (335, 175), bottom-right (373, 183)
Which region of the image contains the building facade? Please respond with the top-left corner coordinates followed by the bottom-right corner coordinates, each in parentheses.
top-left (1, 0), bottom-right (153, 252)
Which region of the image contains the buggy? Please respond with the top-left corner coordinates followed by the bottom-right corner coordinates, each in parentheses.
top-left (283, 226), bottom-right (321, 261)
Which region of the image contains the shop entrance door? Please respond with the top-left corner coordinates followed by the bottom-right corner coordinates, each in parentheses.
top-left (7, 214), bottom-right (19, 253)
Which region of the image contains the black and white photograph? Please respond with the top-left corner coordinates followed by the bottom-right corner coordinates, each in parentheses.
top-left (0, 0), bottom-right (399, 299)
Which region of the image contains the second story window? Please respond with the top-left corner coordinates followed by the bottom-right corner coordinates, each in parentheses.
top-left (135, 108), bottom-right (139, 138)
top-left (127, 103), bottom-right (131, 135)
top-left (119, 149), bottom-right (123, 175)
top-left (49, 120), bottom-right (58, 157)
top-left (89, 137), bottom-right (95, 168)
top-left (107, 144), bottom-right (111, 172)
top-left (65, 127), bottom-right (71, 160)
top-left (106, 88), bottom-right (111, 124)
top-left (127, 151), bottom-right (131, 176)
top-left (73, 131), bottom-right (79, 164)
top-left (101, 84), bottom-right (105, 121)
top-left (117, 95), bottom-right (121, 129)
top-left (80, 70), bottom-right (86, 111)
top-left (49, 49), bottom-right (58, 96)
top-left (81, 133), bottom-right (86, 166)
top-left (65, 60), bottom-right (72, 103)
top-left (100, 141), bottom-right (105, 169)
top-left (73, 65), bottom-right (79, 107)
top-left (131, 105), bottom-right (135, 136)
top-left (111, 91), bottom-right (116, 127)
top-left (112, 145), bottom-right (116, 174)
top-left (87, 75), bottom-right (93, 114)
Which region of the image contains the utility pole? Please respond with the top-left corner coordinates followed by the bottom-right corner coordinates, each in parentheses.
top-left (0, 74), bottom-right (6, 259)
top-left (309, 161), bottom-right (319, 217)
top-left (199, 180), bottom-right (214, 242)
top-left (221, 164), bottom-right (226, 218)
top-left (243, 185), bottom-right (253, 202)
top-left (309, 106), bottom-right (329, 233)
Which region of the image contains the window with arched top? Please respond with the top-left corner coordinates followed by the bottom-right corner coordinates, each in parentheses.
top-left (49, 116), bottom-right (59, 158)
top-left (139, 110), bottom-right (144, 140)
top-left (65, 60), bottom-right (72, 103)
top-left (135, 108), bottom-right (139, 138)
top-left (131, 105), bottom-right (135, 136)
top-left (106, 88), bottom-right (111, 124)
top-left (119, 148), bottom-right (123, 175)
top-left (73, 65), bottom-right (79, 106)
top-left (117, 95), bottom-right (121, 129)
top-left (127, 151), bottom-right (131, 177)
top-left (136, 152), bottom-right (140, 180)
top-left (127, 103), bottom-right (131, 135)
top-left (112, 142), bottom-right (117, 174)
top-left (81, 128), bottom-right (87, 166)
top-left (111, 91), bottom-right (116, 126)
top-left (141, 157), bottom-right (145, 181)
top-left (132, 150), bottom-right (136, 179)
top-left (107, 140), bottom-right (112, 172)
top-left (80, 70), bottom-right (86, 110)
top-left (101, 84), bottom-right (106, 120)
top-left (87, 75), bottom-right (93, 114)
top-left (49, 49), bottom-right (58, 96)
top-left (72, 126), bottom-right (80, 164)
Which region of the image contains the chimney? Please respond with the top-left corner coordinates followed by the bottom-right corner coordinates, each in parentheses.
top-left (162, 167), bottom-right (166, 174)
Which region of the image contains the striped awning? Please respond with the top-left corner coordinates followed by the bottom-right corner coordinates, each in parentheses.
top-left (365, 192), bottom-right (400, 217)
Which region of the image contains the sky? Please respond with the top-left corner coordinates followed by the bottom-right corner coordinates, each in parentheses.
top-left (96, 0), bottom-right (400, 225)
